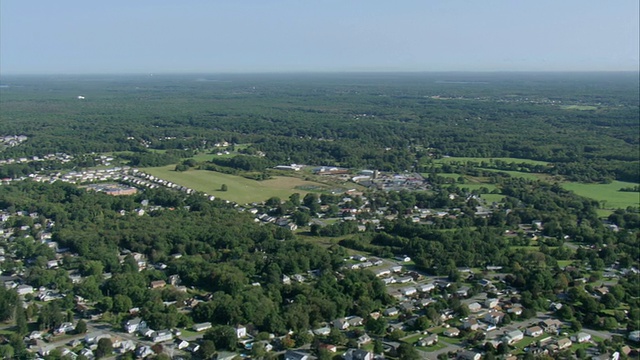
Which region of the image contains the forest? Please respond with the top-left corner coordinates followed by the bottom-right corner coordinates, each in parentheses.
top-left (0, 72), bottom-right (638, 182)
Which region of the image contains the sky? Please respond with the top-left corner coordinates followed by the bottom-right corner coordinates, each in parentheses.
top-left (1, 1), bottom-right (638, 74)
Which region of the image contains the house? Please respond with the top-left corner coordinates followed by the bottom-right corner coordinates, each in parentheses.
top-left (151, 329), bottom-right (173, 343)
top-left (344, 349), bottom-right (373, 360)
top-left (55, 322), bottom-right (75, 335)
top-left (318, 343), bottom-right (337, 353)
top-left (504, 329), bottom-right (524, 345)
top-left (348, 316), bottom-right (364, 327)
top-left (444, 328), bottom-right (460, 337)
top-left (418, 334), bottom-right (438, 347)
top-left (136, 345), bottom-right (154, 358)
top-left (462, 318), bottom-right (479, 331)
top-left (484, 298), bottom-right (499, 309)
top-left (573, 332), bottom-right (591, 343)
top-left (16, 284), bottom-right (34, 295)
top-left (418, 283), bottom-right (435, 292)
top-left (357, 334), bottom-right (372, 346)
top-left (399, 302), bottom-right (415, 313)
top-left (556, 338), bottom-right (572, 350)
top-left (629, 330), bottom-right (640, 342)
top-left (216, 351), bottom-right (238, 360)
top-left (284, 350), bottom-right (310, 360)
top-left (193, 322), bottom-right (212, 332)
top-left (395, 255), bottom-right (411, 262)
top-left (468, 302), bottom-right (482, 313)
top-left (507, 306), bottom-right (523, 316)
top-left (540, 318), bottom-right (563, 333)
top-left (390, 265), bottom-right (402, 273)
top-left (85, 332), bottom-right (111, 344)
top-left (313, 326), bottom-right (331, 336)
top-left (525, 326), bottom-right (544, 337)
top-left (333, 318), bottom-right (350, 330)
top-left (383, 307), bottom-right (399, 317)
top-left (124, 318), bottom-right (147, 334)
top-left (401, 287), bottom-right (417, 296)
top-left (457, 350), bottom-right (481, 360)
top-left (175, 339), bottom-right (189, 350)
top-left (396, 276), bottom-right (413, 284)
top-left (150, 280), bottom-right (166, 289)
top-left (456, 286), bottom-right (470, 297)
top-left (484, 311), bottom-right (505, 325)
top-left (236, 324), bottom-right (247, 338)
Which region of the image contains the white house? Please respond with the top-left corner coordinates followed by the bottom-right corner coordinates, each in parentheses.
top-left (504, 329), bottom-right (524, 345)
top-left (152, 329), bottom-right (173, 343)
top-left (124, 318), bottom-right (147, 334)
top-left (16, 284), bottom-right (34, 295)
top-left (193, 322), bottom-right (212, 332)
top-left (236, 324), bottom-right (247, 338)
top-left (344, 349), bottom-right (374, 360)
top-left (573, 332), bottom-right (591, 343)
top-left (525, 326), bottom-right (544, 337)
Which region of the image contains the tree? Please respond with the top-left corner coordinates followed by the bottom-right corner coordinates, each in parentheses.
top-left (220, 184), bottom-right (228, 192)
top-left (373, 339), bottom-right (383, 354)
top-left (204, 325), bottom-right (237, 351)
top-left (95, 338), bottom-right (113, 359)
top-left (198, 340), bottom-right (216, 360)
top-left (15, 304), bottom-right (28, 336)
top-left (75, 319), bottom-right (87, 334)
top-left (396, 343), bottom-right (420, 360)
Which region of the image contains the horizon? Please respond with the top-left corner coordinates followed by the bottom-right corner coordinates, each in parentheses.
top-left (1, 1), bottom-right (638, 74)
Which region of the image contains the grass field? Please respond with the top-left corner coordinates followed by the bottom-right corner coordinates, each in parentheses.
top-left (562, 181), bottom-right (640, 210)
top-left (434, 157), bottom-right (549, 166)
top-left (560, 105), bottom-right (598, 111)
top-left (143, 166), bottom-right (330, 204)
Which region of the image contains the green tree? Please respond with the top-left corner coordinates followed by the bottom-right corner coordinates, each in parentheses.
top-left (75, 319), bottom-right (87, 334)
top-left (220, 184), bottom-right (228, 192)
top-left (15, 304), bottom-right (28, 336)
top-left (373, 339), bottom-right (383, 354)
top-left (396, 343), bottom-right (420, 360)
top-left (95, 338), bottom-right (113, 359)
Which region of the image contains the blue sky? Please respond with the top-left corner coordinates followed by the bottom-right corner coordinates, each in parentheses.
top-left (1, 1), bottom-right (638, 74)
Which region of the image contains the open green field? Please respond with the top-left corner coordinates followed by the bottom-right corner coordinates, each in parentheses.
top-left (435, 157), bottom-right (549, 166)
top-left (562, 181), bottom-right (640, 210)
top-left (560, 105), bottom-right (598, 111)
top-left (143, 166), bottom-right (331, 204)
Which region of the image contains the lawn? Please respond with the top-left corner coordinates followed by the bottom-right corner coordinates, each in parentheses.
top-left (562, 181), bottom-right (639, 210)
top-left (480, 168), bottom-right (552, 181)
top-left (142, 166), bottom-right (330, 204)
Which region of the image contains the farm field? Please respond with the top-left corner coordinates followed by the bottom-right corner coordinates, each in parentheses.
top-left (562, 180), bottom-right (640, 210)
top-left (143, 165), bottom-right (330, 204)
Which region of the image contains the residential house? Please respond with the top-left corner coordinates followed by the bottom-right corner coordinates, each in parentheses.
top-left (215, 351), bottom-right (238, 360)
top-left (383, 307), bottom-right (399, 317)
top-left (236, 324), bottom-right (247, 338)
top-left (573, 332), bottom-right (591, 343)
top-left (348, 316), bottom-right (364, 327)
top-left (556, 338), bottom-right (572, 350)
top-left (152, 329), bottom-right (173, 343)
top-left (468, 302), bottom-right (482, 313)
top-left (401, 287), bottom-right (417, 296)
top-left (284, 350), bottom-right (310, 360)
top-left (175, 339), bottom-right (189, 350)
top-left (418, 283), bottom-right (435, 293)
top-left (192, 322), bottom-right (212, 332)
top-left (318, 344), bottom-right (337, 353)
top-left (55, 322), bottom-right (75, 335)
top-left (456, 286), bottom-right (470, 297)
top-left (444, 328), bottom-right (460, 337)
top-left (484, 311), bottom-right (505, 325)
top-left (357, 334), bottom-right (372, 347)
top-left (399, 302), bottom-right (415, 313)
top-left (16, 284), bottom-right (34, 295)
top-left (418, 334), bottom-right (438, 347)
top-left (344, 349), bottom-right (373, 360)
top-left (457, 350), bottom-right (481, 360)
top-left (525, 326), bottom-right (544, 337)
top-left (333, 318), bottom-right (350, 330)
top-left (462, 318), bottom-right (479, 331)
top-left (504, 329), bottom-right (524, 345)
top-left (484, 298), bottom-right (499, 309)
top-left (540, 319), bottom-right (563, 333)
top-left (124, 318), bottom-right (147, 334)
top-left (313, 327), bottom-right (331, 336)
top-left (150, 280), bottom-right (166, 289)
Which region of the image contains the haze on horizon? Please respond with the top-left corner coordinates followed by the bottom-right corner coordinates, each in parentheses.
top-left (1, 0), bottom-right (638, 75)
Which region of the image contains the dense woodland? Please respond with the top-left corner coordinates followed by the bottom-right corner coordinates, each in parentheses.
top-left (1, 73), bottom-right (638, 182)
